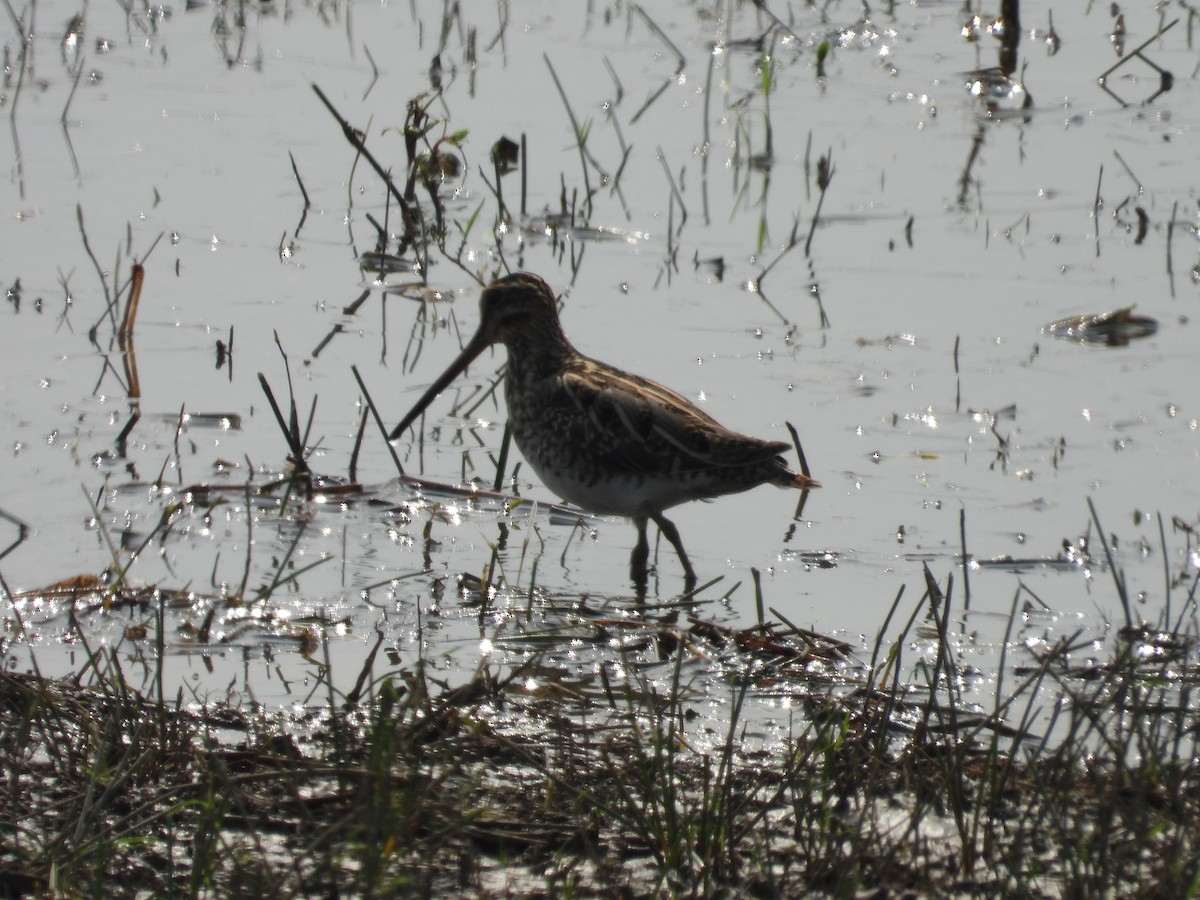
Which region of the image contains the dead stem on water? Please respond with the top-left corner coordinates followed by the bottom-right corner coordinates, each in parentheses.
top-left (350, 364), bottom-right (406, 478)
top-left (0, 505), bottom-right (29, 563)
top-left (287, 149), bottom-right (310, 237)
top-left (257, 370), bottom-right (312, 483)
top-left (1166, 198), bottom-right (1179, 295)
top-left (803, 150), bottom-right (834, 258)
top-left (1097, 17), bottom-right (1178, 106)
top-left (543, 55), bottom-right (601, 221)
top-left (117, 264), bottom-right (144, 394)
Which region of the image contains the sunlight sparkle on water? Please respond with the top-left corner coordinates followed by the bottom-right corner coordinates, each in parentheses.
top-left (903, 409), bottom-right (938, 429)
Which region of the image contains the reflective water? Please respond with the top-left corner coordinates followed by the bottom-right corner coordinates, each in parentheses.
top-left (2, 1), bottom-right (1197, 730)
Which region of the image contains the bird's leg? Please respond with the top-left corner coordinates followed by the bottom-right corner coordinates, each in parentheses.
top-left (651, 512), bottom-right (697, 588)
top-left (631, 516), bottom-right (651, 586)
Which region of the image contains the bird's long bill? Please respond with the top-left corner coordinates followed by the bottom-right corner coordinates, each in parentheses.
top-left (388, 329), bottom-right (492, 441)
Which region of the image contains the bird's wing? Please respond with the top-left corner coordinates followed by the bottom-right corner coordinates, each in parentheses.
top-left (558, 358), bottom-right (790, 477)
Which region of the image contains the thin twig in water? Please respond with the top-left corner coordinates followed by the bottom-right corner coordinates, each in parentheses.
top-left (1088, 497), bottom-right (1132, 629)
top-left (1165, 199), bottom-right (1178, 296)
top-left (953, 334), bottom-right (961, 414)
top-left (746, 0), bottom-right (804, 45)
top-left (656, 147), bottom-right (688, 237)
top-left (630, 78), bottom-right (671, 125)
top-left (350, 365), bottom-right (406, 478)
top-left (349, 407), bottom-right (369, 484)
top-left (312, 83), bottom-right (407, 212)
top-left (519, 132), bottom-right (528, 218)
top-left (289, 151), bottom-right (311, 209)
top-left (1096, 18), bottom-right (1179, 106)
top-left (543, 55), bottom-right (595, 220)
top-left (119, 265), bottom-right (145, 401)
top-left (492, 422), bottom-right (512, 492)
top-left (699, 46), bottom-right (716, 226)
top-left (1111, 149), bottom-right (1141, 191)
top-left (257, 373), bottom-right (309, 477)
top-left (632, 5), bottom-right (686, 72)
top-left (960, 507), bottom-right (971, 612)
top-left (61, 53), bottom-right (85, 124)
top-left (361, 43), bottom-right (379, 100)
top-left (118, 265), bottom-right (144, 353)
top-left (78, 205), bottom-right (116, 339)
top-left (602, 56), bottom-right (625, 106)
top-left (237, 480), bottom-right (254, 601)
top-left (0, 504), bottom-right (30, 563)
top-left (804, 150), bottom-right (834, 257)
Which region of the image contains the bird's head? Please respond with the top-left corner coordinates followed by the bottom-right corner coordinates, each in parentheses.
top-left (476, 272), bottom-right (563, 347)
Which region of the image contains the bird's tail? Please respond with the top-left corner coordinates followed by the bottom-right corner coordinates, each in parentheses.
top-left (772, 469), bottom-right (820, 490)
top-left (791, 473), bottom-right (821, 490)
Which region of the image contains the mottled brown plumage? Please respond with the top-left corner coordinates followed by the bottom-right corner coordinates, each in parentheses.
top-left (390, 272), bottom-right (819, 584)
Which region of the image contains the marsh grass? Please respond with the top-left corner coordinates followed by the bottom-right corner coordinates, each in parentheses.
top-left (3, 533), bottom-right (1199, 897)
top-left (7, 6), bottom-right (1200, 894)
top-left (14, 132), bottom-right (1194, 899)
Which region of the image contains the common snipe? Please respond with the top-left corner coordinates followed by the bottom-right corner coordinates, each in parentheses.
top-left (389, 273), bottom-right (819, 585)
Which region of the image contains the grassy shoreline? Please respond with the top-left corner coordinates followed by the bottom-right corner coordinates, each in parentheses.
top-left (3, 569), bottom-right (1197, 898)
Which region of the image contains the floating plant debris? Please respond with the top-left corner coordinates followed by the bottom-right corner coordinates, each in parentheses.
top-left (1045, 306), bottom-right (1158, 347)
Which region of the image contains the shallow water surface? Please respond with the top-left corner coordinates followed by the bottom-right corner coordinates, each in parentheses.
top-left (1, 1), bottom-right (1197, 734)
